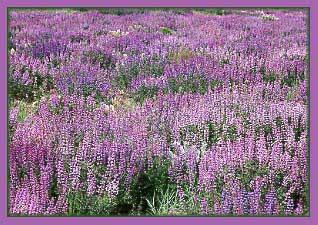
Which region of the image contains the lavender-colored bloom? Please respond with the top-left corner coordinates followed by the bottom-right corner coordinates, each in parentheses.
top-left (200, 197), bottom-right (209, 215)
top-left (8, 8), bottom-right (308, 216)
top-left (9, 105), bottom-right (19, 125)
top-left (265, 188), bottom-right (278, 215)
top-left (285, 195), bottom-right (294, 215)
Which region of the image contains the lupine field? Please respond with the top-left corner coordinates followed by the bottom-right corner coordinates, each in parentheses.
top-left (8, 8), bottom-right (309, 216)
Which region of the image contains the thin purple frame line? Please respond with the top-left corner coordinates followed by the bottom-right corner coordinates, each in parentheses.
top-left (0, 0), bottom-right (318, 224)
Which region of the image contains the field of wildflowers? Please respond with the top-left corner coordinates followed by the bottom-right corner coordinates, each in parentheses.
top-left (8, 8), bottom-right (308, 216)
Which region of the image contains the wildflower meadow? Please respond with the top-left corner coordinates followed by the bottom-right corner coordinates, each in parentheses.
top-left (8, 8), bottom-right (309, 216)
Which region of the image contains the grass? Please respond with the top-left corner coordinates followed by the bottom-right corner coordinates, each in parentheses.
top-left (146, 185), bottom-right (184, 215)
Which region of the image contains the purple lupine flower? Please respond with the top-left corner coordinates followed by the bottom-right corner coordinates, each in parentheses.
top-left (285, 195), bottom-right (294, 215)
top-left (200, 197), bottom-right (209, 215)
top-left (8, 9), bottom-right (308, 216)
top-left (295, 199), bottom-right (303, 215)
top-left (9, 105), bottom-right (19, 125)
top-left (87, 163), bottom-right (96, 196)
top-left (265, 188), bottom-right (278, 215)
top-left (177, 185), bottom-right (186, 207)
top-left (221, 189), bottom-right (232, 215)
top-left (49, 92), bottom-right (60, 108)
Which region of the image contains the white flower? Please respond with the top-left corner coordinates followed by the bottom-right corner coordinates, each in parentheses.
top-left (261, 14), bottom-right (279, 21)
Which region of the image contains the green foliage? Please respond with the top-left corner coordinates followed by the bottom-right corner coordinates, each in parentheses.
top-left (286, 90), bottom-right (294, 101)
top-left (132, 85), bottom-right (159, 104)
top-left (263, 72), bottom-right (278, 84)
top-left (185, 76), bottom-right (199, 94)
top-left (210, 79), bottom-right (224, 91)
top-left (166, 75), bottom-right (210, 95)
top-left (68, 190), bottom-right (88, 215)
top-left (8, 31), bottom-right (15, 50)
top-left (83, 51), bottom-right (114, 70)
top-left (220, 58), bottom-right (230, 68)
top-left (249, 66), bottom-right (257, 74)
top-left (140, 58), bottom-right (164, 78)
top-left (114, 72), bottom-right (132, 90)
top-left (168, 47), bottom-right (195, 63)
top-left (214, 9), bottom-right (231, 16)
top-left (128, 157), bottom-right (172, 215)
top-left (73, 8), bottom-right (89, 12)
top-left (151, 64), bottom-right (165, 78)
top-left (43, 33), bottom-right (53, 40)
top-left (17, 101), bottom-right (34, 122)
top-left (8, 8), bottom-right (308, 216)
top-left (161, 27), bottom-right (174, 35)
top-left (198, 76), bottom-right (208, 95)
top-left (256, 123), bottom-right (273, 139)
top-left (9, 77), bottom-right (35, 102)
top-left (48, 172), bottom-right (59, 199)
top-left (225, 124), bottom-right (238, 141)
top-left (281, 72), bottom-right (303, 87)
top-left (167, 77), bottom-right (179, 94)
top-left (293, 117), bottom-right (305, 142)
top-left (70, 35), bottom-right (86, 43)
top-left (195, 8), bottom-right (231, 16)
top-left (207, 122), bottom-right (221, 146)
top-left (275, 116), bottom-right (284, 127)
top-left (215, 175), bottom-right (225, 197)
top-left (9, 65), bottom-right (55, 103)
top-left (97, 8), bottom-right (143, 16)
top-left (67, 83), bottom-right (75, 95)
top-left (259, 65), bottom-right (267, 75)
top-left (17, 167), bottom-right (28, 181)
top-left (87, 195), bottom-right (114, 216)
top-left (67, 172), bottom-right (117, 215)
top-left (261, 14), bottom-right (278, 21)
top-left (47, 58), bottom-right (61, 69)
top-left (146, 185), bottom-right (183, 215)
top-left (282, 31), bottom-right (291, 37)
top-left (130, 63), bottom-right (141, 77)
top-left (237, 160), bottom-right (269, 192)
top-left (95, 29), bottom-right (108, 36)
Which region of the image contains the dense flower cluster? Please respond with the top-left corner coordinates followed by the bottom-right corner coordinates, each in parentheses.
top-left (8, 8), bottom-right (308, 216)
